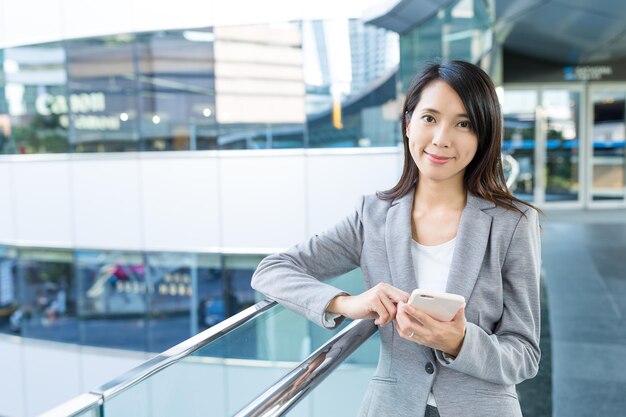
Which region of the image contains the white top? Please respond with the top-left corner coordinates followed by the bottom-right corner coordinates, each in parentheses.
top-left (410, 237), bottom-right (456, 408)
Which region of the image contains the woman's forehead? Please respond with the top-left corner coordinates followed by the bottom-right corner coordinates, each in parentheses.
top-left (413, 80), bottom-right (467, 114)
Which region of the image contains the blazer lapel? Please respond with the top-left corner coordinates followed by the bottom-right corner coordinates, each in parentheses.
top-left (385, 191), bottom-right (417, 293)
top-left (445, 194), bottom-right (494, 302)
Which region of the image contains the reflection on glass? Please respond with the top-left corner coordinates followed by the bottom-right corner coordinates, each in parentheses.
top-left (223, 254), bottom-right (263, 317)
top-left (0, 20), bottom-right (411, 154)
top-left (77, 251), bottom-right (147, 350)
top-left (137, 30), bottom-right (217, 151)
top-left (196, 254), bottom-right (223, 332)
top-left (214, 24), bottom-right (305, 149)
top-left (592, 92), bottom-right (626, 201)
top-left (0, 247), bottom-right (18, 334)
top-left (543, 90), bottom-right (580, 202)
top-left (66, 36), bottom-right (139, 152)
top-left (304, 20), bottom-right (400, 148)
top-left (146, 252), bottom-right (196, 352)
top-left (17, 249), bottom-right (77, 343)
top-left (503, 90), bottom-right (537, 202)
top-left (399, 0), bottom-right (492, 88)
top-left (1, 44), bottom-right (69, 154)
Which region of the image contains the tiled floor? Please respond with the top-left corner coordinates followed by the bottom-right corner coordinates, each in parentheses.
top-left (541, 210), bottom-right (626, 417)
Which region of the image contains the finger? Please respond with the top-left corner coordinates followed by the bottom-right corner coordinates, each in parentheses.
top-left (382, 286), bottom-right (410, 304)
top-left (452, 304), bottom-right (466, 322)
top-left (403, 304), bottom-right (433, 326)
top-left (378, 294), bottom-right (397, 325)
top-left (370, 302), bottom-right (389, 326)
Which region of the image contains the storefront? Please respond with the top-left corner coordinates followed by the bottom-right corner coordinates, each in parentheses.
top-left (503, 51), bottom-right (626, 208)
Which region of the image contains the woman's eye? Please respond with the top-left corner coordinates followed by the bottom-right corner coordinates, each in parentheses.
top-left (423, 115), bottom-right (435, 123)
top-left (458, 120), bottom-right (471, 128)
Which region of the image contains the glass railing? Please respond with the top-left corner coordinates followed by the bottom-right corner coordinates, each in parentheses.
top-left (40, 270), bottom-right (379, 417)
top-left (235, 318), bottom-right (377, 417)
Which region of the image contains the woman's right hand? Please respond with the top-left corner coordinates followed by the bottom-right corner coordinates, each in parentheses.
top-left (326, 283), bottom-right (409, 326)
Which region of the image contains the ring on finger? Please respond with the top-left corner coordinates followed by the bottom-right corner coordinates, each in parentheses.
top-left (409, 331), bottom-right (414, 338)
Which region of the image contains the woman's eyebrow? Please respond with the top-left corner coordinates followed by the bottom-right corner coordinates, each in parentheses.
top-left (419, 107), bottom-right (469, 118)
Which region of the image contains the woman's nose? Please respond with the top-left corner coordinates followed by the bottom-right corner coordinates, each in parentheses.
top-left (432, 127), bottom-right (451, 147)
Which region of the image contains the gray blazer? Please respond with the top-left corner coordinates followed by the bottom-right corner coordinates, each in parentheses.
top-left (251, 192), bottom-right (541, 417)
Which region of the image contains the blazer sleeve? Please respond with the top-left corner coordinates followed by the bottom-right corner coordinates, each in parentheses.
top-left (434, 208), bottom-right (541, 385)
top-left (251, 196), bottom-right (365, 329)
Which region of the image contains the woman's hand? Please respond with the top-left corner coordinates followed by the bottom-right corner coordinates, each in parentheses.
top-left (327, 283), bottom-right (409, 326)
top-left (395, 301), bottom-right (467, 357)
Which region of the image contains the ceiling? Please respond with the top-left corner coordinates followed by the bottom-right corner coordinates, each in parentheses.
top-left (497, 0), bottom-right (626, 64)
top-left (366, 0), bottom-right (626, 64)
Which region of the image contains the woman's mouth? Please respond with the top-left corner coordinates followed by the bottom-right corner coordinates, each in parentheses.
top-left (425, 151), bottom-right (453, 164)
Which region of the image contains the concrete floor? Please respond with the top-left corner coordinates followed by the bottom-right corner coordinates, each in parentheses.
top-left (540, 208), bottom-right (626, 417)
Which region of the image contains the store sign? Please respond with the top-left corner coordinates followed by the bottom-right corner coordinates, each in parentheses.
top-left (113, 272), bottom-right (193, 297)
top-left (35, 92), bottom-right (120, 131)
top-left (564, 65), bottom-right (613, 81)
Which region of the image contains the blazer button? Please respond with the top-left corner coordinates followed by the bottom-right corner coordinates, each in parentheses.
top-left (425, 362), bottom-right (434, 374)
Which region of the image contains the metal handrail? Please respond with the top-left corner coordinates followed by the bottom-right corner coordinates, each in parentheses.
top-left (234, 318), bottom-right (377, 417)
top-left (40, 299), bottom-right (277, 417)
top-left (94, 299), bottom-right (276, 400)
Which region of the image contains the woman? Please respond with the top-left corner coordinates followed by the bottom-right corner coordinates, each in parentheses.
top-left (251, 60), bottom-right (541, 417)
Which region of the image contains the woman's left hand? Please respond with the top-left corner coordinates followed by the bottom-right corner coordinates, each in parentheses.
top-left (395, 301), bottom-right (467, 357)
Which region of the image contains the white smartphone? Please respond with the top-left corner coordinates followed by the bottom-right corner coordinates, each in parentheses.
top-left (407, 289), bottom-right (465, 322)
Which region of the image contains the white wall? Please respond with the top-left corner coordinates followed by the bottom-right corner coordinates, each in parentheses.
top-left (0, 148), bottom-right (401, 253)
top-left (0, 0), bottom-right (372, 49)
top-left (0, 333), bottom-right (376, 417)
top-left (0, 334), bottom-right (149, 417)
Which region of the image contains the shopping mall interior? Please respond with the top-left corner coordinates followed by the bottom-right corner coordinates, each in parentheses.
top-left (0, 0), bottom-right (625, 416)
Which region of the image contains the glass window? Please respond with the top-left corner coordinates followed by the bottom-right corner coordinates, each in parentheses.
top-left (503, 89), bottom-right (538, 202)
top-left (303, 20), bottom-right (400, 148)
top-left (196, 253), bottom-right (223, 332)
top-left (66, 35), bottom-right (139, 153)
top-left (214, 24), bottom-right (305, 149)
top-left (0, 247), bottom-right (18, 334)
top-left (399, 0), bottom-right (492, 88)
top-left (136, 30), bottom-right (217, 151)
top-left (16, 249), bottom-right (76, 343)
top-left (76, 251), bottom-right (147, 350)
top-left (543, 89), bottom-right (581, 202)
top-left (145, 252), bottom-right (196, 352)
top-left (1, 43), bottom-right (69, 154)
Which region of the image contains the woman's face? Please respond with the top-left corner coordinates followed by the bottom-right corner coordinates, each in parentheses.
top-left (406, 80), bottom-right (478, 186)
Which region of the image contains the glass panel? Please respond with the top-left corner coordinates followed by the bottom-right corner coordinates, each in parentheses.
top-left (100, 271), bottom-right (373, 417)
top-left (591, 91), bottom-right (626, 201)
top-left (136, 30), bottom-right (217, 151)
top-left (66, 35), bottom-right (139, 152)
top-left (214, 24), bottom-right (305, 149)
top-left (1, 43), bottom-right (69, 154)
top-left (0, 247), bottom-right (18, 334)
top-left (303, 20), bottom-right (400, 148)
top-left (16, 249), bottom-right (77, 342)
top-left (543, 89), bottom-right (580, 202)
top-left (223, 255), bottom-right (264, 319)
top-left (196, 254), bottom-right (223, 332)
top-left (399, 0), bottom-right (492, 88)
top-left (145, 252), bottom-right (196, 352)
top-left (285, 337), bottom-right (377, 417)
top-left (76, 250), bottom-right (147, 350)
top-left (503, 89), bottom-right (538, 202)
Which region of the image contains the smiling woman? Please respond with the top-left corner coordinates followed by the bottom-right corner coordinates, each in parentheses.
top-left (251, 61), bottom-right (542, 417)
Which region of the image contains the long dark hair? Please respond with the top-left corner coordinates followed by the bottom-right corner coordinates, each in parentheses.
top-left (377, 60), bottom-right (536, 215)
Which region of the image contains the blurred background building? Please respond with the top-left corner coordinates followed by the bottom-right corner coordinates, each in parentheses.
top-left (0, 0), bottom-right (625, 416)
